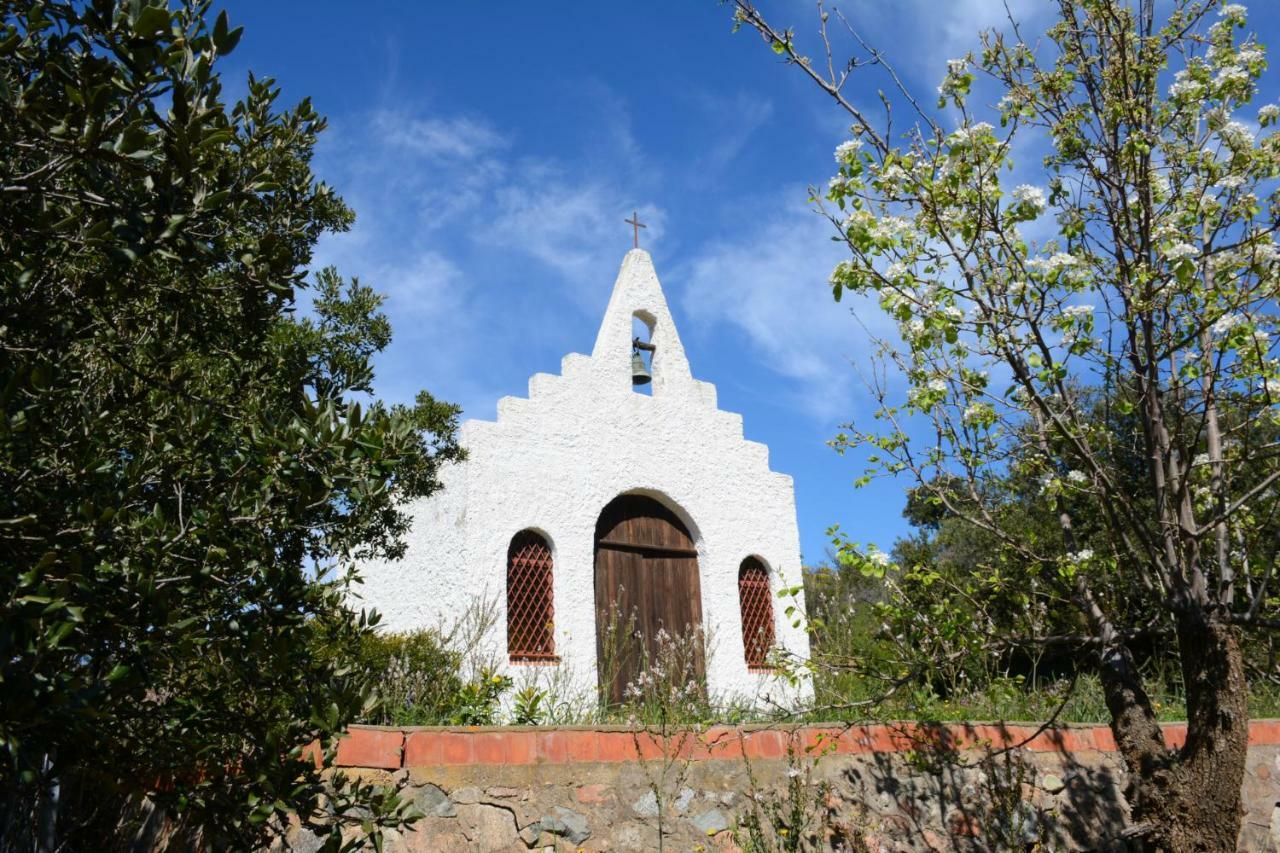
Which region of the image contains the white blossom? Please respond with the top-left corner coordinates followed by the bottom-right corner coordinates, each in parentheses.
top-left (828, 261), bottom-right (851, 285)
top-left (1027, 252), bottom-right (1078, 276)
top-left (1163, 242), bottom-right (1199, 262)
top-left (1237, 44), bottom-right (1264, 67)
top-left (963, 402), bottom-right (990, 424)
top-left (927, 378), bottom-right (947, 393)
top-left (1215, 174), bottom-right (1246, 190)
top-left (879, 164), bottom-right (908, 185)
top-left (870, 215), bottom-right (915, 242)
top-left (1067, 470), bottom-right (1089, 484)
top-left (1220, 120), bottom-right (1254, 150)
top-left (1068, 549), bottom-right (1094, 563)
top-left (1168, 70), bottom-right (1203, 99)
top-left (1212, 313), bottom-right (1243, 335)
top-left (1151, 172), bottom-right (1171, 199)
top-left (1213, 65), bottom-right (1250, 88)
top-left (1219, 3), bottom-right (1247, 20)
top-left (947, 122), bottom-right (993, 145)
top-left (834, 138), bottom-right (863, 163)
top-left (1011, 184), bottom-right (1047, 210)
top-left (1260, 105), bottom-right (1280, 123)
top-left (1062, 304), bottom-right (1094, 319)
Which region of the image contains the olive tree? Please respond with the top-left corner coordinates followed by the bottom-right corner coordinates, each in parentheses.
top-left (1, 1), bottom-right (461, 849)
top-left (735, 0), bottom-right (1280, 847)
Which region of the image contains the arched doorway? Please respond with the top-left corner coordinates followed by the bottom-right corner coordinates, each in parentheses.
top-left (594, 494), bottom-right (705, 704)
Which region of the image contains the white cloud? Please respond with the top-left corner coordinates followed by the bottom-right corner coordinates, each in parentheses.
top-left (679, 199), bottom-right (891, 421)
top-left (370, 111), bottom-right (507, 162)
top-left (484, 171), bottom-right (665, 307)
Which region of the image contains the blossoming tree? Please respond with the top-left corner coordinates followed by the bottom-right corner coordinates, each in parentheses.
top-left (735, 0), bottom-right (1280, 847)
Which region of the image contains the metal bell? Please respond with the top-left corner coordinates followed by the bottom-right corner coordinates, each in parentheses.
top-left (631, 350), bottom-right (652, 385)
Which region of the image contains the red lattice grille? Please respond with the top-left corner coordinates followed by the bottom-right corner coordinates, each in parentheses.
top-left (738, 558), bottom-right (775, 671)
top-left (507, 531), bottom-right (555, 661)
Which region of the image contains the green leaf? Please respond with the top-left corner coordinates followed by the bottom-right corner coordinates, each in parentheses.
top-left (133, 5), bottom-right (170, 38)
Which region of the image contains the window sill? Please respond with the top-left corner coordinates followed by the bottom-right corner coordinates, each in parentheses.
top-left (509, 654), bottom-right (561, 666)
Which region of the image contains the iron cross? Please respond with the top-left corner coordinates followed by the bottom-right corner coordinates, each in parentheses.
top-left (625, 210), bottom-right (646, 248)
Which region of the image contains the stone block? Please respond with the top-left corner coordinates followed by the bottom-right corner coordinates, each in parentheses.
top-left (691, 808), bottom-right (730, 835)
top-left (413, 783), bottom-right (456, 818)
top-left (632, 789), bottom-right (659, 818)
top-left (574, 784), bottom-right (611, 804)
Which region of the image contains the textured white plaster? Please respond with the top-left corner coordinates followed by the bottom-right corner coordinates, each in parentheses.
top-left (357, 250), bottom-right (811, 707)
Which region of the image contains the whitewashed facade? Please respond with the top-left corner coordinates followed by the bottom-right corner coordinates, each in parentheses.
top-left (357, 249), bottom-right (810, 707)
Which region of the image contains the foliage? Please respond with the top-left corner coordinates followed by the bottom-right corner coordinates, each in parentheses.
top-left (732, 737), bottom-right (849, 853)
top-left (0, 1), bottom-right (462, 849)
top-left (734, 0), bottom-right (1280, 844)
top-left (510, 686), bottom-right (549, 725)
top-left (320, 630), bottom-right (465, 727)
top-left (448, 670), bottom-right (513, 725)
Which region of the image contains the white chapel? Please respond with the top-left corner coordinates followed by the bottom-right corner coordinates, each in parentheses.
top-left (358, 247), bottom-right (811, 707)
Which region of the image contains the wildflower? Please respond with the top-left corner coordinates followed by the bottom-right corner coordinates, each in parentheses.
top-left (1069, 549), bottom-right (1094, 563)
top-left (787, 767), bottom-right (803, 778)
top-left (1011, 184), bottom-right (1047, 211)
top-left (834, 138), bottom-right (863, 163)
top-left (867, 551), bottom-right (891, 568)
top-left (1067, 470), bottom-right (1089, 484)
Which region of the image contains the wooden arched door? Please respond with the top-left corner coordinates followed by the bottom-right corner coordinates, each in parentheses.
top-left (594, 494), bottom-right (705, 704)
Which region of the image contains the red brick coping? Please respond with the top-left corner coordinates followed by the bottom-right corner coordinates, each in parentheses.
top-left (329, 720), bottom-right (1280, 771)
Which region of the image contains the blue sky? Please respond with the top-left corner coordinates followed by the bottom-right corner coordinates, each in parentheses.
top-left (217, 1), bottom-right (1280, 564)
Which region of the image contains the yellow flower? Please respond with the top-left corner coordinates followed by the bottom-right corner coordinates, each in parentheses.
top-left (490, 674), bottom-right (503, 684)
top-left (779, 828), bottom-right (789, 836)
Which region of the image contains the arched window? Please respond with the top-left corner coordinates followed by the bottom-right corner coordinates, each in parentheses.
top-left (738, 557), bottom-right (775, 671)
top-left (507, 530), bottom-right (555, 662)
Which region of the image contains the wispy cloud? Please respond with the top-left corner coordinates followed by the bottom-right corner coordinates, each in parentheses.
top-left (679, 198), bottom-right (890, 422)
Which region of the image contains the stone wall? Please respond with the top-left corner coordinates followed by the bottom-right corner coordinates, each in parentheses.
top-left (294, 721), bottom-right (1280, 851)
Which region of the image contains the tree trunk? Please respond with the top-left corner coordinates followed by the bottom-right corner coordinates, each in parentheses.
top-left (1103, 617), bottom-right (1249, 851)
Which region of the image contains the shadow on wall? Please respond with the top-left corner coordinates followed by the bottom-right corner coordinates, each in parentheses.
top-left (838, 722), bottom-right (1131, 850)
